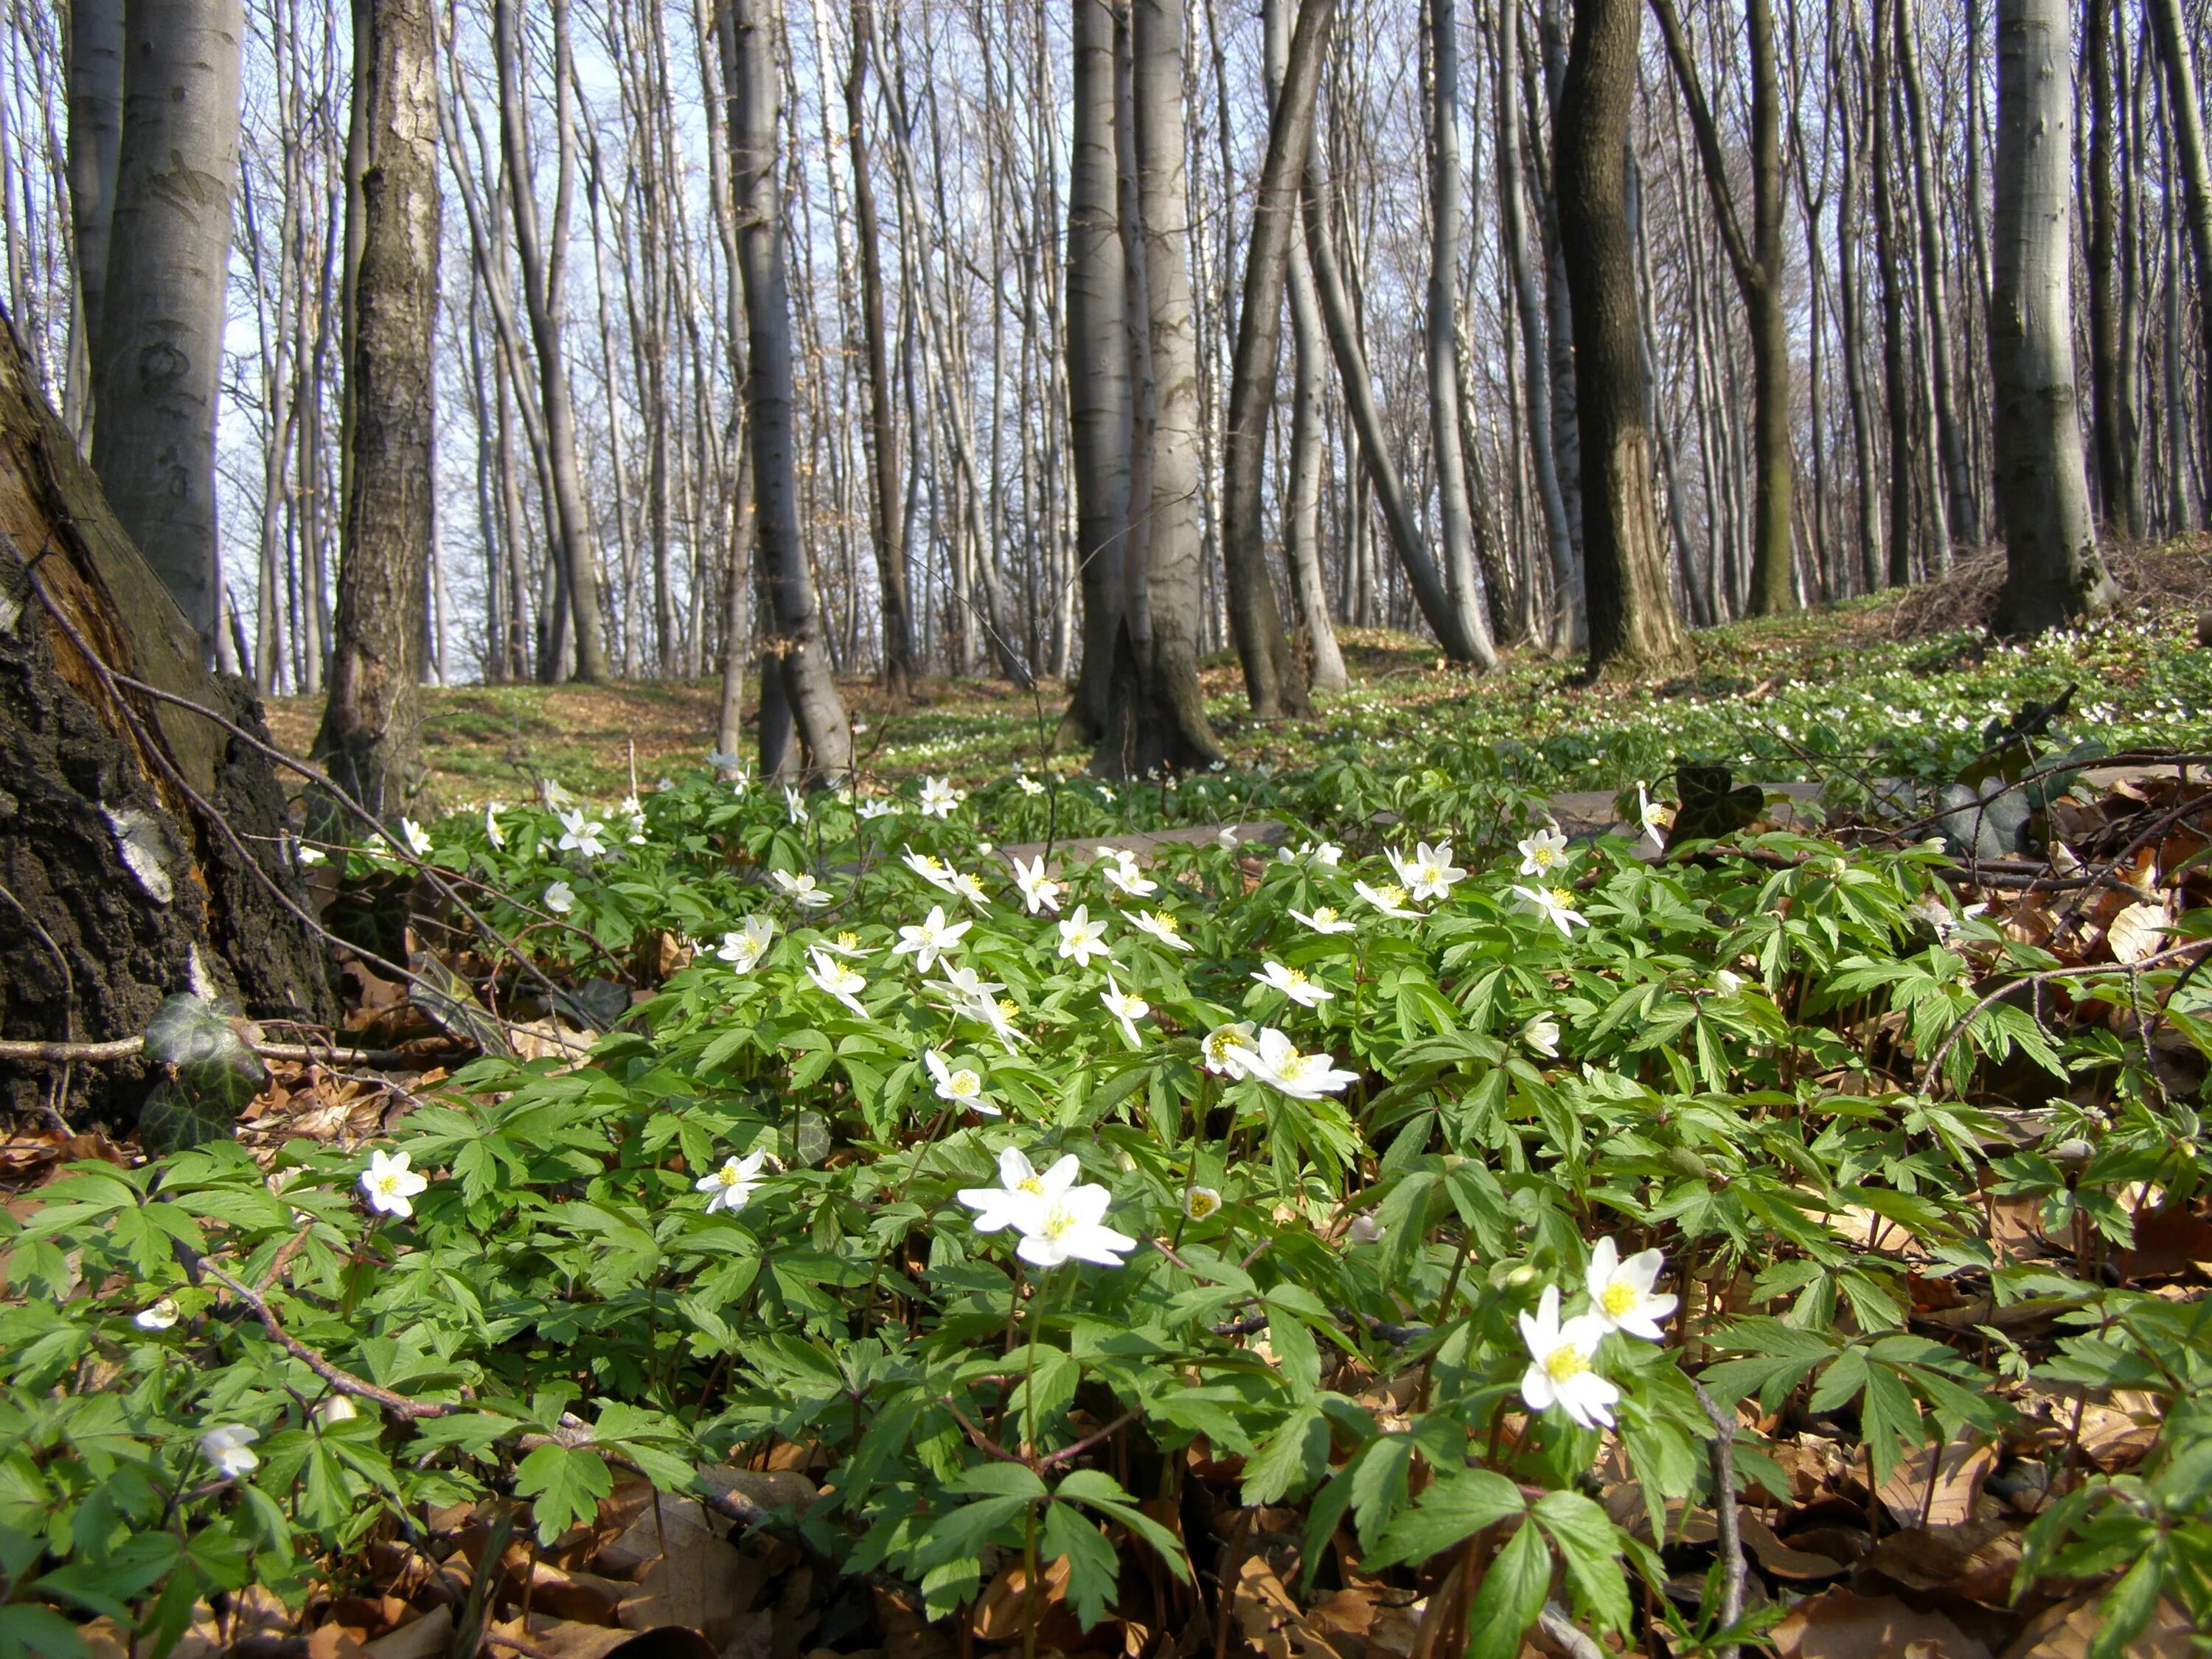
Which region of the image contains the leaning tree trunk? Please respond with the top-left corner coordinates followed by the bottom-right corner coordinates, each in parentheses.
top-left (313, 0), bottom-right (440, 824)
top-left (1988, 0), bottom-right (2115, 636)
top-left (1220, 0), bottom-right (1333, 719)
top-left (0, 310), bottom-right (335, 1127)
top-left (1557, 0), bottom-right (1694, 677)
top-left (89, 0), bottom-right (245, 658)
top-left (726, 0), bottom-right (851, 783)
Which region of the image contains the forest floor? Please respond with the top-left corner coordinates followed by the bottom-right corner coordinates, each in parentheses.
top-left (265, 540), bottom-right (2212, 806)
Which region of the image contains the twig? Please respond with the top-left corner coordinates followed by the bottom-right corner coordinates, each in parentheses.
top-left (1536, 1603), bottom-right (1608, 1659)
top-left (196, 1256), bottom-right (458, 1419)
top-left (0, 1034), bottom-right (430, 1068)
top-left (1690, 1382), bottom-right (1745, 1659)
top-left (1920, 939), bottom-right (2210, 1091)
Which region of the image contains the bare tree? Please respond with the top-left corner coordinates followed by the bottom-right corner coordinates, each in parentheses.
top-left (2147, 0), bottom-right (2212, 518)
top-left (1987, 0), bottom-right (2112, 634)
top-left (63, 0), bottom-right (122, 448)
top-left (1556, 0), bottom-right (1692, 674)
top-left (1220, 0), bottom-right (1333, 718)
top-left (726, 0), bottom-right (852, 782)
top-left (88, 0), bottom-right (246, 655)
top-left (2083, 0), bottom-right (2140, 538)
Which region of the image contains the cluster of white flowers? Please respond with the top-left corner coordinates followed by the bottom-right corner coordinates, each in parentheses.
top-left (1204, 1025), bottom-right (1358, 1100)
top-left (1518, 1239), bottom-right (1677, 1429)
top-left (958, 1149), bottom-right (1138, 1268)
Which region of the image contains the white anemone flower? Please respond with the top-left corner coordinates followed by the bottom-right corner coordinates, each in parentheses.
top-left (716, 915), bottom-right (776, 973)
top-left (957, 1147), bottom-right (1079, 1234)
top-left (918, 776), bottom-right (964, 817)
top-left (706, 748), bottom-right (742, 773)
top-left (949, 869), bottom-right (992, 911)
top-left (784, 785), bottom-right (809, 824)
top-left (902, 848), bottom-right (961, 894)
top-left (1522, 1012), bottom-right (1561, 1059)
top-left (1017, 775), bottom-right (1047, 797)
top-left (1287, 904), bottom-right (1356, 936)
top-left (1516, 827), bottom-right (1571, 877)
top-left (543, 880), bottom-right (575, 914)
top-left (1584, 1238), bottom-right (1679, 1340)
top-left (773, 869), bottom-right (834, 908)
top-left (818, 929), bottom-right (874, 959)
top-left (313, 1395), bottom-right (359, 1426)
top-left (296, 844), bottom-right (327, 866)
top-left (925, 1050), bottom-right (997, 1114)
top-left (936, 962), bottom-right (1006, 1004)
top-left (1012, 854), bottom-right (1062, 915)
top-left (1637, 784), bottom-right (1669, 849)
top-left (1518, 1285), bottom-right (1619, 1429)
top-left (1127, 908), bottom-right (1193, 951)
top-left (894, 905), bottom-right (972, 973)
top-left (1098, 849), bottom-right (1158, 898)
top-left (484, 804), bottom-right (507, 849)
top-left (1096, 785), bottom-right (1116, 804)
top-left (1215, 827), bottom-right (1240, 850)
top-left (199, 1424), bottom-right (261, 1480)
top-left (1015, 1184), bottom-right (1138, 1269)
top-left (400, 818), bottom-right (432, 858)
top-left (1183, 1186), bottom-right (1224, 1221)
top-left (1242, 1028), bottom-right (1358, 1099)
top-left (728, 767), bottom-right (751, 796)
top-left (1389, 841), bottom-right (1466, 902)
top-left (1307, 841), bottom-right (1343, 868)
top-left (1099, 977), bottom-right (1149, 1047)
top-left (1511, 883), bottom-right (1588, 937)
top-left (1253, 960), bottom-right (1333, 1006)
top-left (1057, 905), bottom-right (1112, 969)
top-left (1713, 969), bottom-right (1747, 995)
top-left (696, 1149), bottom-right (768, 1214)
top-left (557, 809), bottom-right (608, 859)
top-left (135, 1298), bottom-right (180, 1332)
top-left (360, 1149), bottom-right (428, 1217)
top-left (807, 947), bottom-right (871, 1016)
top-left (857, 797), bottom-right (896, 821)
top-left (1353, 880), bottom-right (1423, 920)
top-left (1201, 1022), bottom-right (1259, 1077)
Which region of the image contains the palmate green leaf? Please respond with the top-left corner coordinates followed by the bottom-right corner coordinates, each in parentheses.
top-left (1534, 1490), bottom-right (1632, 1635)
top-left (1464, 1519), bottom-right (1552, 1659)
top-left (1363, 1469), bottom-right (1525, 1570)
top-left (0, 1604), bottom-right (88, 1659)
top-left (1242, 1402), bottom-right (1331, 1506)
top-left (1053, 1470), bottom-right (1190, 1580)
top-left (1041, 1501), bottom-right (1120, 1629)
top-left (512, 1444), bottom-right (614, 1543)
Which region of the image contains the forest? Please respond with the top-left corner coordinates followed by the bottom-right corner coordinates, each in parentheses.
top-left (1, 0), bottom-right (2211, 1657)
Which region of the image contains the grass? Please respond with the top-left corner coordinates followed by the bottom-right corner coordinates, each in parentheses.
top-left (265, 549), bottom-right (2212, 807)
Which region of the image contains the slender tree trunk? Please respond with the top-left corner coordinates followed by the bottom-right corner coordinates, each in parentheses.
top-left (1303, 142), bottom-right (1486, 661)
top-left (1497, 0), bottom-right (1576, 652)
top-left (65, 0), bottom-right (125, 449)
top-left (312, 0), bottom-right (439, 823)
top-left (1424, 0), bottom-right (1500, 667)
top-left (2084, 0), bottom-right (2140, 536)
top-left (726, 0), bottom-right (851, 782)
top-left (1536, 0), bottom-right (1585, 646)
top-left (492, 0), bottom-right (608, 681)
top-left (2147, 0), bottom-right (2212, 515)
top-left (1556, 0), bottom-right (1692, 675)
top-left (1896, 0), bottom-right (1976, 552)
top-left (88, 0), bottom-right (245, 656)
top-left (1989, 0), bottom-right (2114, 634)
top-left (715, 433), bottom-right (754, 757)
top-left (1064, 0), bottom-right (1130, 745)
top-left (847, 0), bottom-right (915, 701)
top-left (1834, 4), bottom-right (1885, 593)
top-left (1649, 0), bottom-right (1795, 616)
top-left (1872, 0), bottom-right (1921, 585)
top-left (1221, 0), bottom-right (1333, 717)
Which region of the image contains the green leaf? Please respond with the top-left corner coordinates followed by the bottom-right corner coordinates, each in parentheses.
top-left (1364, 1470), bottom-right (1526, 1569)
top-left (512, 1444), bottom-right (615, 1544)
top-left (1042, 1503), bottom-right (1119, 1630)
top-left (1464, 1520), bottom-right (1551, 1659)
top-left (1242, 1403), bottom-right (1330, 1506)
top-left (0, 1604), bottom-right (90, 1659)
top-left (1534, 1490), bottom-right (1631, 1634)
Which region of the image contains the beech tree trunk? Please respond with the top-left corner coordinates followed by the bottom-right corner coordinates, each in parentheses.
top-left (2147, 0), bottom-right (2212, 517)
top-left (726, 0), bottom-right (852, 782)
top-left (0, 313), bottom-right (334, 1127)
top-left (1557, 0), bottom-right (1694, 676)
top-left (1220, 0), bottom-right (1332, 718)
top-left (2083, 0), bottom-right (2141, 538)
top-left (64, 0), bottom-right (125, 448)
top-left (1896, 0), bottom-right (1975, 553)
top-left (88, 0), bottom-right (245, 657)
top-left (313, 0), bottom-right (440, 823)
top-left (1064, 0), bottom-right (1130, 746)
top-left (1989, 0), bottom-right (2114, 636)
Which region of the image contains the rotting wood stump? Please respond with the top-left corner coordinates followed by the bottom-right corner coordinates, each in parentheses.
top-left (0, 310), bottom-right (333, 1130)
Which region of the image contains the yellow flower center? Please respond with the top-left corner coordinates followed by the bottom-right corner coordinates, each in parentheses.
top-left (717, 1165), bottom-right (743, 1188)
top-left (949, 1074), bottom-right (978, 1097)
top-left (1311, 908), bottom-right (1337, 925)
top-left (1549, 888), bottom-right (1574, 909)
top-left (1018, 1177), bottom-right (1043, 1195)
top-left (375, 1175), bottom-right (401, 1197)
top-left (1276, 1051), bottom-right (1312, 1080)
top-left (1286, 969), bottom-right (1310, 988)
top-left (998, 998), bottom-right (1020, 1019)
top-left (1602, 1282), bottom-right (1639, 1319)
top-left (1187, 1191), bottom-right (1220, 1219)
top-left (1379, 885), bottom-right (1407, 906)
top-left (1531, 846), bottom-right (1556, 869)
top-left (1154, 914), bottom-right (1178, 933)
top-left (1544, 1343), bottom-right (1590, 1383)
top-left (838, 932), bottom-right (858, 949)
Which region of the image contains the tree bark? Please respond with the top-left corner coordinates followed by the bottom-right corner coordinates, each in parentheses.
top-left (1423, 0), bottom-right (1500, 668)
top-left (1649, 0), bottom-right (1795, 617)
top-left (1556, 0), bottom-right (1693, 676)
top-left (846, 0), bottom-right (915, 703)
top-left (1099, 0), bottom-right (1224, 776)
top-left (0, 313), bottom-right (335, 1127)
top-left (1064, 0), bottom-right (1130, 745)
top-left (1220, 0), bottom-right (1333, 718)
top-left (2083, 0), bottom-right (2141, 537)
top-left (2146, 0), bottom-right (2212, 519)
top-left (1303, 142), bottom-right (1487, 663)
top-left (313, 0), bottom-right (439, 824)
top-left (88, 0), bottom-right (244, 657)
top-left (65, 0), bottom-right (125, 448)
top-left (1833, 2), bottom-right (1885, 594)
top-left (492, 0), bottom-right (608, 682)
top-left (1989, 0), bottom-right (2115, 636)
top-left (1871, 0), bottom-right (1921, 586)
top-left (1895, 0), bottom-right (1976, 552)
top-left (726, 0), bottom-right (852, 782)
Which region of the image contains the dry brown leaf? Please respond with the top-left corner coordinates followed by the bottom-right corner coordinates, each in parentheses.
top-left (1996, 1593), bottom-right (2197, 1659)
top-left (2107, 900), bottom-right (2171, 964)
top-left (1769, 1588), bottom-right (1991, 1659)
top-left (1855, 1519), bottom-right (2023, 1605)
top-left (360, 1606), bottom-right (453, 1659)
top-left (1877, 1433), bottom-right (1997, 1528)
top-left (592, 1496), bottom-right (720, 1579)
top-left (489, 1613), bottom-right (637, 1659)
top-left (2112, 1203), bottom-right (2212, 1282)
top-left (614, 1532), bottom-right (761, 1648)
top-left (1738, 1515), bottom-right (1846, 1581)
top-left (1234, 1555), bottom-right (1350, 1659)
top-left (972, 1554), bottom-right (1084, 1649)
top-left (699, 1465), bottom-right (819, 1511)
top-left (874, 1590), bottom-right (956, 1659)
